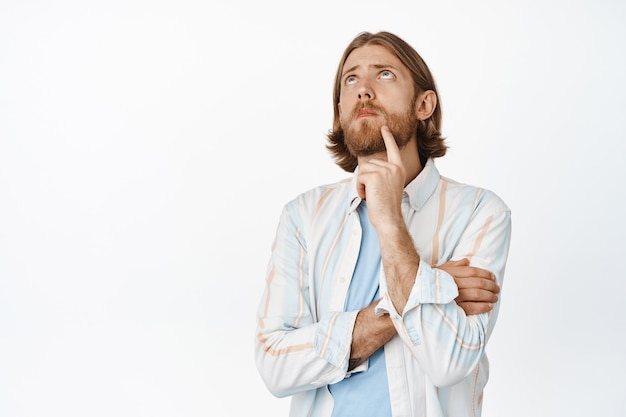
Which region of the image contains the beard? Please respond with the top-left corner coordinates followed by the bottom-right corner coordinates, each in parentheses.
top-left (342, 102), bottom-right (418, 157)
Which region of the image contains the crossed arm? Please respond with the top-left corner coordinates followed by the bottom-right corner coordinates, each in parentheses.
top-left (348, 259), bottom-right (499, 371)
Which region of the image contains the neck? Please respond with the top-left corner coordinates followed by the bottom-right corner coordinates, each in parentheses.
top-left (357, 137), bottom-right (423, 187)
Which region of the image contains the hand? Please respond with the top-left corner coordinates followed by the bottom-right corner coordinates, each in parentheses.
top-left (437, 258), bottom-right (500, 315)
top-left (356, 126), bottom-right (406, 230)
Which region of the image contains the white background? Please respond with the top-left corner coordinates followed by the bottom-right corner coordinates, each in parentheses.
top-left (1, 0), bottom-right (625, 416)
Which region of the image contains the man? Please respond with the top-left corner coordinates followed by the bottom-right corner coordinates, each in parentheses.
top-left (255, 31), bottom-right (511, 417)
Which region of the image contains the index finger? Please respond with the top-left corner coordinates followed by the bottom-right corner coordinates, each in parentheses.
top-left (381, 125), bottom-right (402, 166)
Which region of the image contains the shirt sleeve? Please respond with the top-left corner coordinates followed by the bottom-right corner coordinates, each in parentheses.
top-left (376, 193), bottom-right (512, 387)
top-left (254, 202), bottom-right (357, 398)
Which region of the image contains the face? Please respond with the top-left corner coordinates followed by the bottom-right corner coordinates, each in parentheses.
top-left (338, 44), bottom-right (418, 157)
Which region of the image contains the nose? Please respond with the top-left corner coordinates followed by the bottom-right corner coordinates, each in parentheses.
top-left (357, 82), bottom-right (374, 101)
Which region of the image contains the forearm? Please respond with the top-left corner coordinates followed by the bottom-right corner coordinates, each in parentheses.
top-left (377, 222), bottom-right (420, 314)
top-left (348, 301), bottom-right (396, 371)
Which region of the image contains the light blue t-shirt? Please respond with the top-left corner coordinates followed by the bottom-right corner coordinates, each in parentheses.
top-left (328, 201), bottom-right (392, 417)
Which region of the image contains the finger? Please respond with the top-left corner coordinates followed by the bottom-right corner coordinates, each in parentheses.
top-left (437, 258), bottom-right (469, 269)
top-left (437, 259), bottom-right (496, 280)
top-left (457, 289), bottom-right (499, 303)
top-left (451, 258), bottom-right (470, 267)
top-left (381, 125), bottom-right (402, 166)
top-left (463, 266), bottom-right (495, 280)
top-left (446, 265), bottom-right (496, 280)
top-left (476, 268), bottom-right (496, 281)
top-left (457, 301), bottom-right (495, 315)
top-left (454, 277), bottom-right (500, 293)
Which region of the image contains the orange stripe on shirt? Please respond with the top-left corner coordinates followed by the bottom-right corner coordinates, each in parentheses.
top-left (466, 214), bottom-right (493, 263)
top-left (313, 187), bottom-right (334, 221)
top-left (433, 304), bottom-right (484, 350)
top-left (320, 312), bottom-right (340, 357)
top-left (257, 330), bottom-right (314, 356)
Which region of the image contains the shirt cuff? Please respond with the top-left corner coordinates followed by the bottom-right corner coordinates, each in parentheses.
top-left (375, 260), bottom-right (459, 317)
top-left (313, 310), bottom-right (359, 370)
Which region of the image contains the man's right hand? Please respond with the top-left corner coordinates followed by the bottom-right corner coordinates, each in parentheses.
top-left (437, 258), bottom-right (500, 315)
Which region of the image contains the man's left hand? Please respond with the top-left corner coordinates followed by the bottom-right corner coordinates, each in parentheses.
top-left (437, 258), bottom-right (500, 315)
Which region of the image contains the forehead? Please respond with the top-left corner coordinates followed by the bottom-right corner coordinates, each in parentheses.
top-left (342, 44), bottom-right (406, 74)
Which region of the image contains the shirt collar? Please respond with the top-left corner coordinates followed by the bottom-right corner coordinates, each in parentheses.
top-left (347, 158), bottom-right (440, 213)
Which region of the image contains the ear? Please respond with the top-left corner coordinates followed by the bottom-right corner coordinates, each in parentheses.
top-left (414, 90), bottom-right (437, 121)
top-left (338, 101), bottom-right (343, 117)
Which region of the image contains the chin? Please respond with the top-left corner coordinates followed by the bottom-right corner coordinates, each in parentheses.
top-left (345, 136), bottom-right (387, 157)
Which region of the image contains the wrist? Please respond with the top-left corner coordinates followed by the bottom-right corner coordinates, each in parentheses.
top-left (374, 215), bottom-right (407, 241)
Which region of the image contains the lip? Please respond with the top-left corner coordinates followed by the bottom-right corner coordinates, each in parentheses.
top-left (357, 108), bottom-right (378, 118)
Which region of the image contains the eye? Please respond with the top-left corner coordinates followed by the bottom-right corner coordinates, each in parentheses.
top-left (345, 75), bottom-right (357, 85)
top-left (380, 70), bottom-right (395, 80)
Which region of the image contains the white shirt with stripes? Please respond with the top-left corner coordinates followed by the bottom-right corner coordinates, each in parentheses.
top-left (255, 158), bottom-right (512, 417)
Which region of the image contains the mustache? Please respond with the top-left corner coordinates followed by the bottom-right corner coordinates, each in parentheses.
top-left (351, 103), bottom-right (387, 118)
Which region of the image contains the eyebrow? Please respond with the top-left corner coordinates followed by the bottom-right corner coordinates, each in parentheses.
top-left (341, 63), bottom-right (398, 79)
